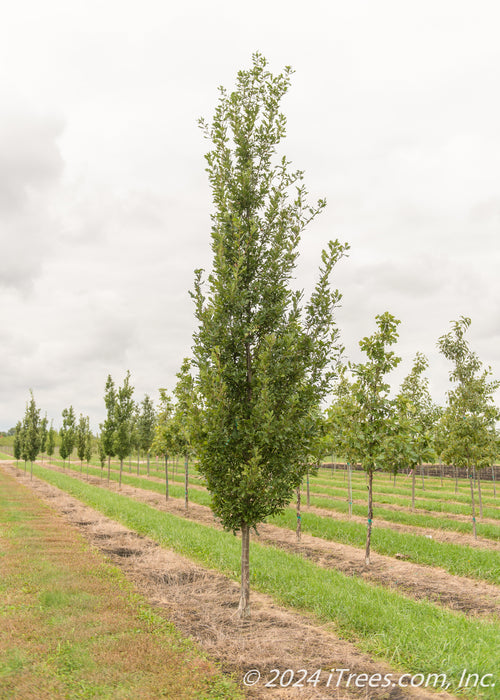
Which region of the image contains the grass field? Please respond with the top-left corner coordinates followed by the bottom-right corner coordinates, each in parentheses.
top-left (0, 468), bottom-right (241, 700)
top-left (2, 455), bottom-right (499, 699)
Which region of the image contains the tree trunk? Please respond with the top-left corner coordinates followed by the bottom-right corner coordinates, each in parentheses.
top-left (420, 462), bottom-right (425, 490)
top-left (348, 463), bottom-right (353, 517)
top-left (237, 523), bottom-right (251, 619)
top-left (119, 458), bottom-right (123, 489)
top-left (469, 476), bottom-right (477, 540)
top-left (30, 461), bottom-right (33, 481)
top-left (296, 487), bottom-right (301, 542)
top-left (393, 471), bottom-right (396, 486)
top-left (365, 470), bottom-right (373, 565)
top-left (184, 455), bottom-right (189, 510)
top-left (147, 453), bottom-right (150, 477)
top-left (440, 460), bottom-right (443, 487)
top-left (137, 449), bottom-right (140, 475)
top-left (80, 459), bottom-right (83, 474)
top-left (107, 455), bottom-right (111, 485)
top-left (165, 454), bottom-right (169, 500)
top-left (306, 471), bottom-right (310, 507)
top-left (477, 469), bottom-right (483, 518)
top-left (492, 465), bottom-right (496, 498)
top-left (455, 465), bottom-right (458, 494)
top-left (411, 468), bottom-right (415, 510)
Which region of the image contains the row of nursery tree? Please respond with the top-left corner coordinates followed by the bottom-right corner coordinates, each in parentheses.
top-left (7, 54), bottom-right (499, 618)
top-left (11, 312), bottom-right (498, 557)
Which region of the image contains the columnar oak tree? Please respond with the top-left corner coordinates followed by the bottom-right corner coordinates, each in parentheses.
top-left (192, 53), bottom-right (348, 617)
top-left (101, 375), bottom-right (117, 483)
top-left (114, 371), bottom-right (135, 488)
top-left (438, 317), bottom-right (499, 537)
top-left (152, 389), bottom-right (175, 500)
top-left (138, 394), bottom-right (156, 476)
top-left (13, 421), bottom-right (22, 472)
top-left (172, 358), bottom-right (197, 510)
top-left (397, 353), bottom-right (440, 507)
top-left (61, 406), bottom-right (76, 470)
top-left (342, 313), bottom-right (401, 565)
top-left (77, 413), bottom-right (88, 472)
top-left (24, 391), bottom-right (41, 480)
top-left (39, 413), bottom-right (48, 463)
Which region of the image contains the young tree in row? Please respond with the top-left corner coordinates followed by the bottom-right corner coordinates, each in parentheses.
top-left (101, 375), bottom-right (117, 483)
top-left (60, 406), bottom-right (76, 470)
top-left (97, 433), bottom-right (107, 480)
top-left (152, 389), bottom-right (175, 500)
top-left (172, 358), bottom-right (196, 510)
top-left (76, 414), bottom-right (93, 478)
top-left (20, 414), bottom-right (29, 473)
top-left (24, 390), bottom-right (41, 480)
top-left (327, 367), bottom-right (358, 516)
top-left (85, 418), bottom-right (93, 478)
top-left (77, 413), bottom-right (88, 473)
top-left (437, 317), bottom-right (499, 537)
top-left (39, 413), bottom-right (48, 464)
top-left (114, 371), bottom-right (135, 488)
top-left (396, 353), bottom-right (440, 507)
top-left (46, 421), bottom-right (56, 464)
top-left (342, 313), bottom-right (401, 565)
top-left (138, 394), bottom-right (156, 476)
top-left (13, 420), bottom-right (22, 473)
top-left (192, 53), bottom-right (348, 617)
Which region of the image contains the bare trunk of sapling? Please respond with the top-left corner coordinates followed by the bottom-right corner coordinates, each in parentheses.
top-left (477, 469), bottom-right (483, 518)
top-left (365, 470), bottom-right (373, 565)
top-left (469, 475), bottom-right (477, 540)
top-left (238, 523), bottom-right (251, 619)
top-left (411, 468), bottom-right (416, 510)
top-left (296, 487), bottom-right (301, 542)
top-left (165, 454), bottom-right (169, 500)
top-left (348, 462), bottom-right (353, 517)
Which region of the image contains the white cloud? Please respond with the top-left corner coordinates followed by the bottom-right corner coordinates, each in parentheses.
top-left (1, 0), bottom-right (500, 429)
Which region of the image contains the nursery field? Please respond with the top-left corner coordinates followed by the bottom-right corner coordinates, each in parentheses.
top-left (1, 457), bottom-right (499, 699)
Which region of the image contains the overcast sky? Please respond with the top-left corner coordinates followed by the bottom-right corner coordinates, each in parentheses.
top-left (1, 0), bottom-right (499, 431)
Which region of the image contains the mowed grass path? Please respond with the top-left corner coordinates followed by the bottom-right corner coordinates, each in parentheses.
top-left (0, 468), bottom-right (241, 700)
top-left (27, 463), bottom-right (500, 699)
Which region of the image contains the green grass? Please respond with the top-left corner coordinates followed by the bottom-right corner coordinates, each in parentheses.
top-left (41, 459), bottom-right (500, 584)
top-left (301, 492), bottom-right (500, 540)
top-left (48, 457), bottom-right (500, 540)
top-left (306, 478), bottom-right (500, 520)
top-left (28, 463), bottom-right (500, 699)
top-left (313, 469), bottom-right (499, 504)
top-left (270, 510), bottom-right (500, 584)
top-left (0, 468), bottom-right (242, 700)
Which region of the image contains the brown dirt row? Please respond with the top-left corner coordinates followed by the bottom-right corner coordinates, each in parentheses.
top-left (13, 461), bottom-right (499, 620)
top-left (1, 462), bottom-right (453, 700)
